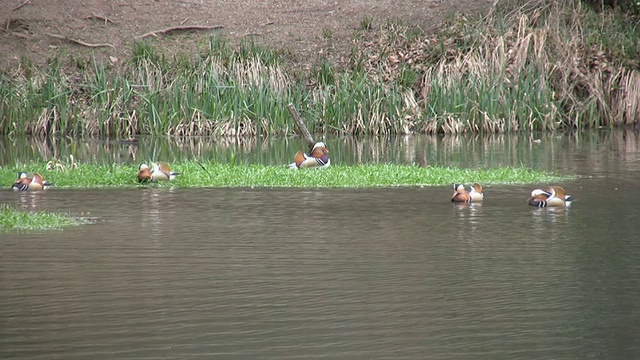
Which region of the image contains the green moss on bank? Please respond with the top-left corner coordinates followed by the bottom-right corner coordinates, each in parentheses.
top-left (1, 162), bottom-right (571, 189)
top-left (0, 205), bottom-right (87, 232)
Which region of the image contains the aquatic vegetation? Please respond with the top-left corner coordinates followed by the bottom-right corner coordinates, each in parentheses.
top-left (46, 155), bottom-right (79, 172)
top-left (0, 204), bottom-right (87, 232)
top-left (0, 162), bottom-right (571, 189)
top-left (2, 0), bottom-right (636, 136)
top-left (355, 0), bottom-right (640, 132)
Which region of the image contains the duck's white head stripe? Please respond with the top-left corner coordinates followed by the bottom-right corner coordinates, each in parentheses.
top-left (531, 188), bottom-right (551, 197)
top-left (312, 142), bottom-right (327, 150)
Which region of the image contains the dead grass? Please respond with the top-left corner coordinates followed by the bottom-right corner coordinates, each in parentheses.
top-left (1, 0), bottom-right (638, 136)
top-left (352, 0), bottom-right (640, 132)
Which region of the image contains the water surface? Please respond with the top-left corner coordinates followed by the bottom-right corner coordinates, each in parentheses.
top-left (1, 131), bottom-right (639, 359)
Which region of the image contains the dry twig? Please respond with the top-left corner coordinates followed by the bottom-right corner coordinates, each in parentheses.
top-left (135, 25), bottom-right (223, 39)
top-left (5, 0), bottom-right (30, 31)
top-left (174, 0), bottom-right (208, 6)
top-left (13, 0), bottom-right (30, 12)
top-left (85, 14), bottom-right (114, 25)
top-left (46, 33), bottom-right (115, 48)
top-left (11, 32), bottom-right (29, 39)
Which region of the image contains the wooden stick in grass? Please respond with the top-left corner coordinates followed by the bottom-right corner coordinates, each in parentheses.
top-left (85, 14), bottom-right (115, 25)
top-left (46, 33), bottom-right (115, 48)
top-left (287, 103), bottom-right (315, 148)
top-left (135, 25), bottom-right (223, 39)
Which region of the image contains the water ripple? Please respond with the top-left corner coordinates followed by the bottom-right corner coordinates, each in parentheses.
top-left (1, 187), bottom-right (639, 359)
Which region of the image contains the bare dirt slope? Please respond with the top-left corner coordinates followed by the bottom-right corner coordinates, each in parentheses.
top-left (1, 0), bottom-right (493, 72)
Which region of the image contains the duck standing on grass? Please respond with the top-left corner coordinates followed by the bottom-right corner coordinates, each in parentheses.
top-left (151, 162), bottom-right (180, 181)
top-left (451, 183), bottom-right (484, 203)
top-left (528, 186), bottom-right (574, 207)
top-left (12, 172), bottom-right (49, 191)
top-left (137, 162), bottom-right (180, 183)
top-left (286, 142), bottom-right (330, 169)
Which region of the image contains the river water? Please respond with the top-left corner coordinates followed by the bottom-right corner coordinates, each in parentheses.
top-left (1, 131), bottom-right (639, 359)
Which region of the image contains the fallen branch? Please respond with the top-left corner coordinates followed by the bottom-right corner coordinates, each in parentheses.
top-left (11, 31), bottom-right (29, 39)
top-left (287, 103), bottom-right (315, 147)
top-left (46, 33), bottom-right (115, 48)
top-left (174, 0), bottom-right (209, 6)
top-left (5, 0), bottom-right (30, 31)
top-left (13, 0), bottom-right (30, 12)
top-left (135, 25), bottom-right (223, 39)
top-left (85, 14), bottom-right (114, 25)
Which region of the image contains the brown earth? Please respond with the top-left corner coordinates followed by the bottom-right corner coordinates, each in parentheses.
top-left (0, 0), bottom-right (494, 73)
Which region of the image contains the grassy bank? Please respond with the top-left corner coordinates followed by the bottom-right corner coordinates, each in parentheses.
top-left (0, 204), bottom-right (87, 232)
top-left (1, 162), bottom-right (571, 188)
top-left (2, 0), bottom-right (637, 136)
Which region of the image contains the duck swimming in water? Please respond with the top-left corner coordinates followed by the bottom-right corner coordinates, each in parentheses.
top-left (12, 172), bottom-right (49, 191)
top-left (528, 186), bottom-right (574, 207)
top-left (451, 183), bottom-right (484, 203)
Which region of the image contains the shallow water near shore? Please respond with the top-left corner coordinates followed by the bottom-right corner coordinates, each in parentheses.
top-left (1, 130), bottom-right (639, 359)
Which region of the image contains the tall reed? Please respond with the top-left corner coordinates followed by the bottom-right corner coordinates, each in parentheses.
top-left (0, 0), bottom-right (638, 136)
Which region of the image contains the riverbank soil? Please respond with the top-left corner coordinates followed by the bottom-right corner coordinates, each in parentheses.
top-left (0, 0), bottom-right (494, 73)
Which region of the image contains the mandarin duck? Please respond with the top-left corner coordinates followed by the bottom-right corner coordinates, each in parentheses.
top-left (137, 163), bottom-right (153, 183)
top-left (451, 183), bottom-right (484, 203)
top-left (138, 162), bottom-right (179, 182)
top-left (528, 186), bottom-right (574, 207)
top-left (286, 142), bottom-right (330, 169)
top-left (12, 172), bottom-right (49, 191)
top-left (151, 162), bottom-right (180, 181)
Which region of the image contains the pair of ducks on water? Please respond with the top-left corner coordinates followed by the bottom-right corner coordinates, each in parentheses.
top-left (452, 183), bottom-right (575, 207)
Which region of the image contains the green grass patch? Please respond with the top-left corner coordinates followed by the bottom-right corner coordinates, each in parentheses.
top-left (0, 204), bottom-right (88, 232)
top-left (0, 162), bottom-right (571, 188)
